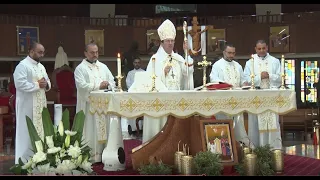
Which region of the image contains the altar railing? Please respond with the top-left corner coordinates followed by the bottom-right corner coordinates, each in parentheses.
top-left (1, 11), bottom-right (320, 28)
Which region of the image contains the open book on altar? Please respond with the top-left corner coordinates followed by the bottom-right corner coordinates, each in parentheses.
top-left (194, 82), bottom-right (233, 91)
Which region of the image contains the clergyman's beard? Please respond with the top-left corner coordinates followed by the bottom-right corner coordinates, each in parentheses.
top-left (224, 57), bottom-right (233, 62)
top-left (31, 55), bottom-right (40, 62)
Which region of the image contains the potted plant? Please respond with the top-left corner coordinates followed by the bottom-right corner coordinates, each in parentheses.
top-left (193, 151), bottom-right (223, 176)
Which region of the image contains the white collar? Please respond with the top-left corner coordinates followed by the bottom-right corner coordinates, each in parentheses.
top-left (26, 56), bottom-right (39, 65)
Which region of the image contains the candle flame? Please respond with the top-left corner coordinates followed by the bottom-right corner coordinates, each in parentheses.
top-left (281, 54), bottom-right (284, 59)
top-left (251, 54), bottom-right (254, 58)
top-left (117, 53), bottom-right (120, 58)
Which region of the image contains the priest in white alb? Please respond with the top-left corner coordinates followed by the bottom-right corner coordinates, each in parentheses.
top-left (13, 42), bottom-right (51, 164)
top-left (209, 43), bottom-right (250, 146)
top-left (74, 43), bottom-right (116, 162)
top-left (243, 40), bottom-right (282, 149)
top-left (142, 19), bottom-right (195, 143)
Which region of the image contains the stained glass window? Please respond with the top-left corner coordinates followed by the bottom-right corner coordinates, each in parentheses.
top-left (285, 59), bottom-right (295, 90)
top-left (301, 61), bottom-right (319, 103)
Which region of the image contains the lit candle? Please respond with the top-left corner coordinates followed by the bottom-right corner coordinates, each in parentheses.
top-left (281, 54), bottom-right (285, 75)
top-left (152, 58), bottom-right (156, 75)
top-left (251, 54), bottom-right (254, 75)
top-left (117, 53), bottom-right (121, 76)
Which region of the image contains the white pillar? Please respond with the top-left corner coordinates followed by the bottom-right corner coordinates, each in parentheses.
top-left (255, 4), bottom-right (282, 15)
top-left (90, 4), bottom-right (115, 18)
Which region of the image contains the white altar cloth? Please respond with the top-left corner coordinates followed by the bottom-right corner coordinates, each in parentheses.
top-left (88, 89), bottom-right (297, 144)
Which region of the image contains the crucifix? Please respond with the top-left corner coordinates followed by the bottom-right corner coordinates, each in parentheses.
top-left (171, 71), bottom-right (175, 79)
top-left (197, 56), bottom-right (212, 91)
top-left (177, 16), bottom-right (214, 56)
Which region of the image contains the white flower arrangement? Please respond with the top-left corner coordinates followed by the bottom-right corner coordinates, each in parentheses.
top-left (10, 108), bottom-right (94, 176)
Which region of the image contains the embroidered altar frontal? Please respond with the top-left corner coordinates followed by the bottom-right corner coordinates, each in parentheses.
top-left (89, 89), bottom-right (296, 118)
top-left (88, 89), bottom-right (296, 142)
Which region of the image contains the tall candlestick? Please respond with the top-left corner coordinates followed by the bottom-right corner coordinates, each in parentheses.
top-left (251, 54), bottom-right (254, 74)
top-left (249, 54), bottom-right (255, 91)
top-left (279, 54), bottom-right (286, 90)
top-left (117, 53), bottom-right (121, 76)
top-left (152, 58), bottom-right (155, 75)
top-left (150, 58), bottom-right (158, 92)
top-left (281, 55), bottom-right (285, 75)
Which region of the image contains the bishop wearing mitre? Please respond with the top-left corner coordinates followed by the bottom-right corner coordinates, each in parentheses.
top-left (142, 19), bottom-right (195, 143)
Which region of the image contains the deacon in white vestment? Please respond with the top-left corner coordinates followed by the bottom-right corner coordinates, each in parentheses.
top-left (142, 19), bottom-right (195, 143)
top-left (74, 43), bottom-right (116, 162)
top-left (121, 57), bottom-right (145, 138)
top-left (243, 40), bottom-right (282, 149)
top-left (209, 43), bottom-right (250, 146)
top-left (13, 42), bottom-right (51, 164)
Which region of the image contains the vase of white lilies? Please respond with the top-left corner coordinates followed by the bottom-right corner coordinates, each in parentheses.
top-left (10, 108), bottom-right (95, 175)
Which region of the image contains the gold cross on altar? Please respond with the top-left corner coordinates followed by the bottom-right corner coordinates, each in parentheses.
top-left (198, 56), bottom-right (212, 91)
top-left (197, 56), bottom-right (212, 67)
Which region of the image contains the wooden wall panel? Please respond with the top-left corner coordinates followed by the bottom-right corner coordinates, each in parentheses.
top-left (132, 28), bottom-right (146, 53)
top-left (0, 24), bottom-right (17, 57)
top-left (0, 21), bottom-right (319, 59)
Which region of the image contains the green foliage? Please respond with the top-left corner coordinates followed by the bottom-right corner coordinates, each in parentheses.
top-left (42, 108), bottom-right (55, 138)
top-left (235, 144), bottom-right (275, 176)
top-left (138, 162), bottom-right (173, 175)
top-left (62, 108), bottom-right (70, 131)
top-left (26, 116), bottom-right (41, 152)
top-left (193, 151), bottom-right (223, 176)
top-left (253, 144), bottom-right (275, 176)
top-left (71, 110), bottom-right (85, 144)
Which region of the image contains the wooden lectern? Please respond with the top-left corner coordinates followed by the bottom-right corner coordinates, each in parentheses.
top-left (131, 115), bottom-right (215, 170)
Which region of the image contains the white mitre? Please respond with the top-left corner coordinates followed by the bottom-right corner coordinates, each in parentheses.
top-left (128, 71), bottom-right (168, 92)
top-left (157, 19), bottom-right (176, 41)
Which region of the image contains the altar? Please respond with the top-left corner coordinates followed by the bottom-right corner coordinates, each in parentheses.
top-left (87, 89), bottom-right (297, 170)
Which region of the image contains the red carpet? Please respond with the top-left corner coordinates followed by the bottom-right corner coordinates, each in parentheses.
top-left (92, 140), bottom-right (320, 176)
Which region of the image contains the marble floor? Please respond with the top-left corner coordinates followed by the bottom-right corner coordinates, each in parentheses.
top-left (0, 132), bottom-right (319, 175)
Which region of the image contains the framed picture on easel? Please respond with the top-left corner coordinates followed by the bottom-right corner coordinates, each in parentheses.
top-left (16, 26), bottom-right (40, 55)
top-left (199, 119), bottom-right (238, 166)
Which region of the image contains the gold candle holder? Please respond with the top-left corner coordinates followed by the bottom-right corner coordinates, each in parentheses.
top-left (249, 74), bottom-right (255, 90)
top-left (197, 56), bottom-right (211, 91)
top-left (279, 74), bottom-right (286, 90)
top-left (181, 145), bottom-right (193, 175)
top-left (244, 153), bottom-right (257, 176)
top-left (271, 149), bottom-right (284, 174)
top-left (242, 147), bottom-right (252, 160)
top-left (149, 74), bottom-right (158, 92)
top-left (174, 141), bottom-right (186, 174)
top-left (116, 75), bottom-right (124, 92)
top-left (150, 57), bottom-right (158, 92)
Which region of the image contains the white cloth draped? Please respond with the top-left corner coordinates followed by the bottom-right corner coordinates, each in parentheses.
top-left (209, 58), bottom-right (249, 146)
top-left (13, 56), bottom-right (51, 164)
top-left (126, 68), bottom-right (145, 91)
top-left (54, 46), bottom-right (69, 69)
top-left (122, 68), bottom-right (146, 138)
top-left (74, 59), bottom-right (115, 162)
top-left (243, 53), bottom-right (282, 149)
top-left (88, 89), bottom-right (296, 144)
